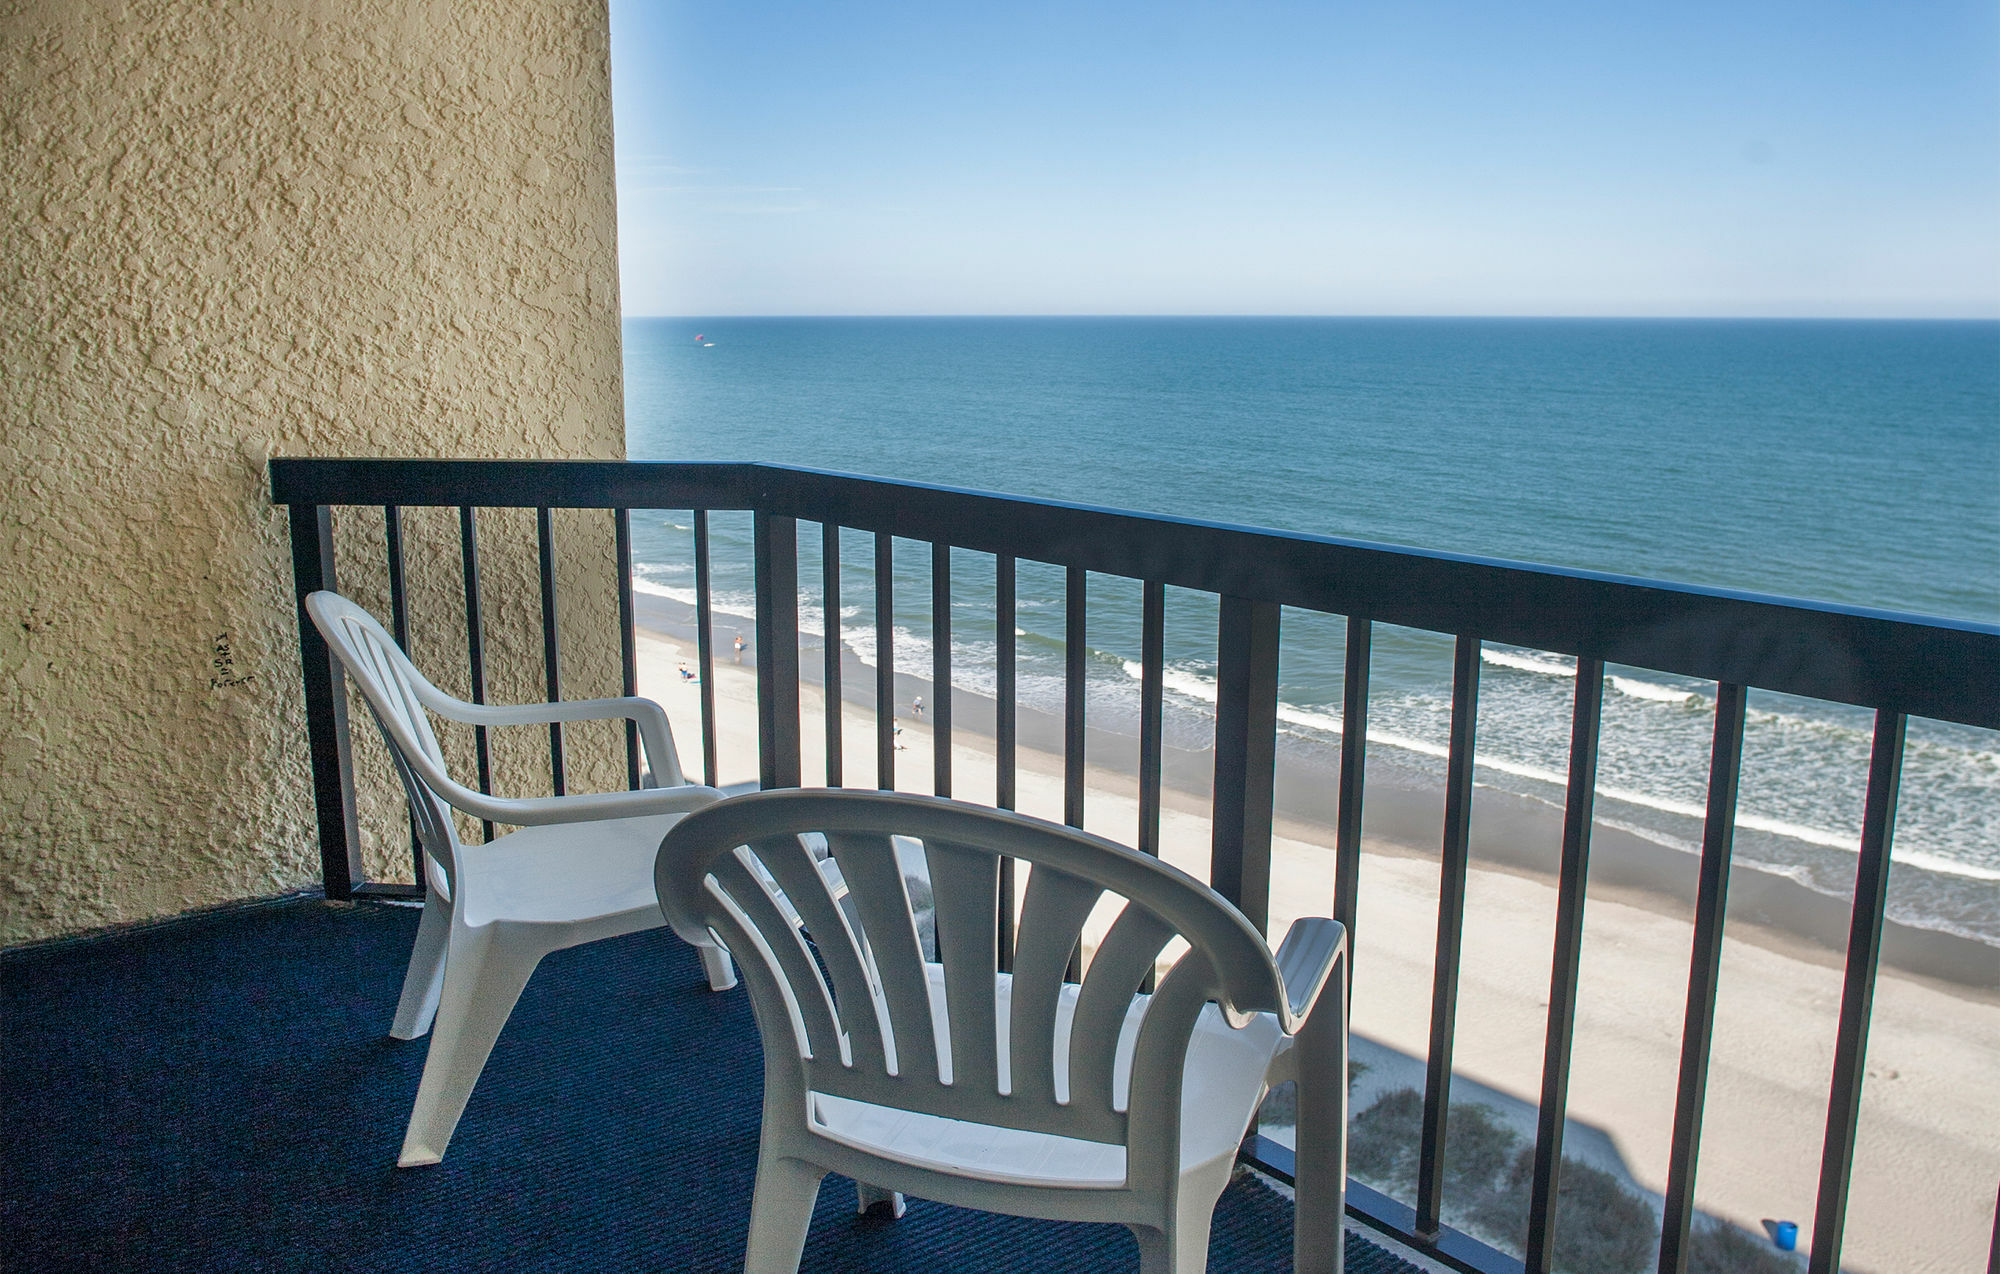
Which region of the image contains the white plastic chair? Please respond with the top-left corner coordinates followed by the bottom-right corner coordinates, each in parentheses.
top-left (655, 789), bottom-right (1348, 1274)
top-left (305, 590), bottom-right (736, 1167)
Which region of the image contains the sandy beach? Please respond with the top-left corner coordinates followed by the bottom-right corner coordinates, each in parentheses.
top-left (634, 612), bottom-right (1999, 1274)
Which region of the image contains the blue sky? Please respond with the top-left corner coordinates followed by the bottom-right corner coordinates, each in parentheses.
top-left (608, 1), bottom-right (2000, 318)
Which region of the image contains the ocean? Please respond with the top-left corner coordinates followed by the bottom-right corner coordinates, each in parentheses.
top-left (622, 316), bottom-right (2000, 950)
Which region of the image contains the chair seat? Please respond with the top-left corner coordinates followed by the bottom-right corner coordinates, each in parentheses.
top-left (807, 973), bottom-right (1286, 1188)
top-left (460, 813), bottom-right (688, 927)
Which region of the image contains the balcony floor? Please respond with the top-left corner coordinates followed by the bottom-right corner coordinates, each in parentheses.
top-left (3, 897), bottom-right (1417, 1272)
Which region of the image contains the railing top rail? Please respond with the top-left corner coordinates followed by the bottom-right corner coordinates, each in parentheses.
top-left (268, 457), bottom-right (2000, 728)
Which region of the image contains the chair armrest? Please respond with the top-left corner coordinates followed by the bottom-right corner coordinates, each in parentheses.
top-left (420, 694), bottom-right (685, 789)
top-left (458, 783), bottom-right (726, 829)
top-left (426, 693), bottom-right (662, 730)
top-left (1272, 917), bottom-right (1346, 1035)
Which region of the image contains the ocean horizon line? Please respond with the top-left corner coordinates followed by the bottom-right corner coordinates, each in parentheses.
top-left (625, 312), bottom-right (2000, 323)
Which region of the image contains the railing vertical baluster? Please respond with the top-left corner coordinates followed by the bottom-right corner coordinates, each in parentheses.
top-left (290, 503), bottom-right (363, 898)
top-left (1417, 633), bottom-right (1481, 1238)
top-left (536, 506), bottom-right (566, 797)
top-left (614, 509), bottom-right (641, 790)
top-left (1808, 710), bottom-right (1906, 1274)
top-left (693, 511), bottom-right (718, 788)
top-left (1137, 581), bottom-right (1165, 858)
top-left (823, 522), bottom-right (843, 787)
top-left (458, 506), bottom-right (494, 843)
top-left (995, 554), bottom-right (1018, 975)
top-left (384, 506), bottom-right (410, 649)
top-left (1526, 656), bottom-right (1606, 1273)
top-left (1211, 595), bottom-right (1279, 934)
top-left (996, 555), bottom-right (1017, 811)
top-left (383, 504), bottom-right (422, 879)
top-left (1658, 682), bottom-right (1748, 1274)
top-left (1137, 580), bottom-right (1167, 993)
top-left (933, 542), bottom-right (953, 798)
top-left (1333, 617), bottom-right (1371, 966)
top-left (875, 531), bottom-right (896, 790)
top-left (754, 512), bottom-right (802, 790)
top-left (1064, 566), bottom-right (1087, 829)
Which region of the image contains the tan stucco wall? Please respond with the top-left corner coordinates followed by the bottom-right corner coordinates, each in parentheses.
top-left (2, 0), bottom-right (631, 943)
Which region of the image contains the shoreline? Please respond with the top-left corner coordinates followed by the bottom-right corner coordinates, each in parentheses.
top-left (635, 590), bottom-right (1997, 996)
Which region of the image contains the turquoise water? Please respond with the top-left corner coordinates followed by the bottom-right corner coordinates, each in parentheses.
top-left (624, 317), bottom-right (2000, 945)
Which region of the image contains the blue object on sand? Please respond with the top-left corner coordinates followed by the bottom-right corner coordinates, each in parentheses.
top-left (1774, 1220), bottom-right (1799, 1251)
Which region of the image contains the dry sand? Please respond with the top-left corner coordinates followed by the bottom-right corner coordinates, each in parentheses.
top-left (636, 626), bottom-right (1999, 1274)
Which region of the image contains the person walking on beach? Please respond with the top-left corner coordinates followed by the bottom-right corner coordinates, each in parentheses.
top-left (912, 695), bottom-right (924, 719)
top-left (733, 633), bottom-right (746, 664)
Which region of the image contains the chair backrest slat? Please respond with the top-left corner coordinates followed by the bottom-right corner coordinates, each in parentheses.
top-left (709, 850), bottom-right (846, 1063)
top-left (827, 831), bottom-right (941, 1085)
top-left (924, 839), bottom-right (1003, 1099)
top-left (751, 834), bottom-right (890, 1075)
top-left (1069, 902), bottom-right (1178, 1116)
top-left (1008, 863), bottom-right (1104, 1106)
top-left (1125, 945), bottom-right (1221, 1186)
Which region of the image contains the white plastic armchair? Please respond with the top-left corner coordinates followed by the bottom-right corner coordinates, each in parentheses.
top-left (655, 789), bottom-right (1348, 1274)
top-left (305, 590), bottom-right (735, 1167)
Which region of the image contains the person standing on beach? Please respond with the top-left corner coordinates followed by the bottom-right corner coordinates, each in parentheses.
top-left (733, 633), bottom-right (746, 664)
top-left (912, 695), bottom-right (923, 719)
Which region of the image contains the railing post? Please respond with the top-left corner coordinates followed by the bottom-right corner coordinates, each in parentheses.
top-left (1809, 711), bottom-right (1906, 1274)
top-left (536, 506), bottom-right (566, 796)
top-left (614, 509), bottom-right (642, 790)
top-left (1333, 616), bottom-right (1371, 968)
top-left (822, 522), bottom-right (843, 787)
top-left (287, 502), bottom-right (363, 899)
top-left (1211, 595), bottom-right (1279, 933)
top-left (932, 542), bottom-right (953, 798)
top-left (1064, 565), bottom-right (1087, 828)
top-left (458, 506), bottom-right (495, 843)
top-left (1137, 581), bottom-right (1166, 858)
top-left (995, 555), bottom-right (1017, 811)
top-left (693, 511), bottom-right (719, 788)
top-left (1418, 633), bottom-right (1481, 1240)
top-left (755, 511), bottom-right (802, 789)
top-left (383, 505), bottom-right (423, 879)
top-left (1527, 656), bottom-right (1605, 1273)
top-left (875, 531), bottom-right (896, 790)
top-left (1658, 682), bottom-right (1748, 1274)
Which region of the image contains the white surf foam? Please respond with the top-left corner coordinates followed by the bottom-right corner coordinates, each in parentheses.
top-left (1609, 675), bottom-right (1702, 705)
top-left (632, 568), bottom-right (1997, 886)
top-left (1482, 647), bottom-right (1576, 677)
top-left (1121, 652), bottom-right (2000, 878)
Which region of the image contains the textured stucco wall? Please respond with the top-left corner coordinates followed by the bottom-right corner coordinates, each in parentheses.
top-left (2, 0), bottom-right (631, 943)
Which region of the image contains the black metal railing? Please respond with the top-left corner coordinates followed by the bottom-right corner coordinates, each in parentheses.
top-left (273, 457), bottom-right (2000, 1274)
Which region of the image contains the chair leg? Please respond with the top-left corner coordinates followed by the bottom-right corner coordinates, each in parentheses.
top-left (389, 898), bottom-right (451, 1040)
top-left (1130, 1214), bottom-right (1212, 1274)
top-left (743, 1154), bottom-right (825, 1274)
top-left (697, 941), bottom-right (738, 992)
top-left (1132, 1154), bottom-right (1234, 1274)
top-left (1292, 961), bottom-right (1349, 1274)
top-left (397, 925), bottom-right (543, 1168)
top-left (854, 1182), bottom-right (906, 1218)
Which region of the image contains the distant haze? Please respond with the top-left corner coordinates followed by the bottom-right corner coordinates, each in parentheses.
top-left (609, 1), bottom-right (2000, 319)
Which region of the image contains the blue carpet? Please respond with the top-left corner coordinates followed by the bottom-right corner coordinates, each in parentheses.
top-left (2, 898), bottom-right (1417, 1273)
